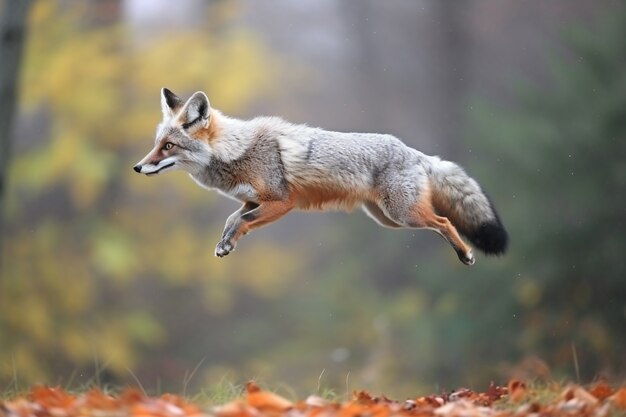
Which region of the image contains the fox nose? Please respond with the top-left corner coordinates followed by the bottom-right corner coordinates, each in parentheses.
top-left (133, 165), bottom-right (141, 173)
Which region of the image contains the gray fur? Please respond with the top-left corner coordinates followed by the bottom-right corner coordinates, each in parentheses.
top-left (135, 89), bottom-right (505, 262)
top-left (191, 132), bottom-right (289, 201)
top-left (425, 159), bottom-right (496, 227)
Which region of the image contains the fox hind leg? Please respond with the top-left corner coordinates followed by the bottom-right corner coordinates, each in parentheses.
top-left (420, 212), bottom-right (475, 265)
top-left (410, 198), bottom-right (475, 265)
top-left (362, 201), bottom-right (402, 228)
top-left (376, 185), bottom-right (474, 265)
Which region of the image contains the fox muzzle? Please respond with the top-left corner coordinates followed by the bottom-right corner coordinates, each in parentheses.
top-left (133, 156), bottom-right (178, 176)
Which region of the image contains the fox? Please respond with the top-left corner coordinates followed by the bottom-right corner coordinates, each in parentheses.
top-left (134, 88), bottom-right (508, 265)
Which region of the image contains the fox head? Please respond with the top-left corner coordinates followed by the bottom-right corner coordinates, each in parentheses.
top-left (133, 88), bottom-right (214, 176)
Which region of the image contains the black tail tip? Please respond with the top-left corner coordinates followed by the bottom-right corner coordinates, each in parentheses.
top-left (467, 221), bottom-right (508, 256)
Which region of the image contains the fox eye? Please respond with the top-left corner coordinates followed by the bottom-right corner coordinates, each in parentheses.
top-left (163, 142), bottom-right (174, 151)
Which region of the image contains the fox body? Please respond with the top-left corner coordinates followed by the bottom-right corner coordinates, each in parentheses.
top-left (134, 89), bottom-right (508, 264)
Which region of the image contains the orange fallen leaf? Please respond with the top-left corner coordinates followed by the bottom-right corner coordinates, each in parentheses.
top-left (29, 386), bottom-right (76, 409)
top-left (485, 381), bottom-right (507, 404)
top-left (3, 381), bottom-right (626, 417)
top-left (371, 403), bottom-right (392, 417)
top-left (84, 388), bottom-right (118, 410)
top-left (590, 381), bottom-right (614, 400)
top-left (245, 381), bottom-right (262, 394)
top-left (353, 390), bottom-right (376, 405)
top-left (611, 387), bottom-right (626, 409)
top-left (337, 402), bottom-right (369, 417)
top-left (119, 388), bottom-right (146, 406)
top-left (508, 379), bottom-right (527, 402)
top-left (245, 384), bottom-right (293, 411)
top-left (214, 399), bottom-right (256, 417)
top-left (561, 385), bottom-right (598, 407)
top-left (415, 395), bottom-right (445, 408)
top-left (131, 402), bottom-right (158, 417)
top-left (160, 393), bottom-right (203, 415)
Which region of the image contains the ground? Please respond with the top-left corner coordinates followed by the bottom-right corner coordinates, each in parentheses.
top-left (2, 380), bottom-right (625, 417)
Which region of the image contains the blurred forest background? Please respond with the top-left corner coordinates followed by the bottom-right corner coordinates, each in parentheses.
top-left (1, 0), bottom-right (625, 397)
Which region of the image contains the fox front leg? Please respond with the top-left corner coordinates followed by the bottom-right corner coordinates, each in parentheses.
top-left (215, 200), bottom-right (294, 257)
top-left (215, 202), bottom-right (259, 257)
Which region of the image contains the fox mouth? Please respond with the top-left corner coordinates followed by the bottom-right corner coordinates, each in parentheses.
top-left (146, 161), bottom-right (175, 176)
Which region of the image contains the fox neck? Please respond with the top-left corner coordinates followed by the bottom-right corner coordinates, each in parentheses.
top-left (200, 110), bottom-right (254, 163)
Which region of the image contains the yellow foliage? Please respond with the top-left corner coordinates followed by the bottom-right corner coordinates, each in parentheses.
top-left (128, 29), bottom-right (275, 122)
top-left (3, 0), bottom-right (285, 387)
top-left (19, 298), bottom-right (53, 345)
top-left (123, 312), bottom-right (166, 346)
top-left (12, 345), bottom-right (46, 382)
top-left (97, 323), bottom-right (136, 374)
top-left (233, 243), bottom-right (298, 299)
top-left (202, 279), bottom-right (236, 316)
top-left (60, 329), bottom-right (93, 363)
top-left (91, 225), bottom-right (139, 283)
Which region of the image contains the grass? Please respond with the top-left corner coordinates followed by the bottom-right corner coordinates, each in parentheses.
top-left (189, 379), bottom-right (245, 407)
top-left (492, 380), bottom-right (564, 411)
top-left (3, 375), bottom-right (625, 417)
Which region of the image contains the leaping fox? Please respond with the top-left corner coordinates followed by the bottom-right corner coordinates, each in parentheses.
top-left (134, 88), bottom-right (508, 265)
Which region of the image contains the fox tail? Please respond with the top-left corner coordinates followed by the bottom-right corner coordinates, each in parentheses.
top-left (428, 159), bottom-right (508, 255)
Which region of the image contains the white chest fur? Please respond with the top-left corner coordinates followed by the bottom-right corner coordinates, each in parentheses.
top-left (217, 182), bottom-right (259, 203)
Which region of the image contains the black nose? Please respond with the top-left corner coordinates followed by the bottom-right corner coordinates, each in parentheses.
top-left (133, 165), bottom-right (141, 173)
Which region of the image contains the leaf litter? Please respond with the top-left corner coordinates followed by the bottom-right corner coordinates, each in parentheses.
top-left (2, 380), bottom-right (625, 417)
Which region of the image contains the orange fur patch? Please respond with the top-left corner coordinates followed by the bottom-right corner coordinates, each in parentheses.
top-left (192, 110), bottom-right (222, 143)
top-left (248, 177), bottom-right (277, 201)
top-left (429, 182), bottom-right (469, 231)
top-left (233, 199), bottom-right (295, 239)
top-left (290, 183), bottom-right (368, 211)
top-left (410, 186), bottom-right (434, 225)
top-left (410, 187), bottom-right (471, 254)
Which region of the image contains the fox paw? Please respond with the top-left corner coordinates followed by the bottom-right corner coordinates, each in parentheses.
top-left (458, 250), bottom-right (475, 266)
top-left (215, 240), bottom-right (235, 257)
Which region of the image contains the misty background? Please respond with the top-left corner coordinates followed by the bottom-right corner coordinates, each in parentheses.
top-left (1, 0), bottom-right (624, 397)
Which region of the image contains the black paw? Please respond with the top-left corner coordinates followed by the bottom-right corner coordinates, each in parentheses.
top-left (458, 249), bottom-right (475, 266)
top-left (215, 240), bottom-right (235, 257)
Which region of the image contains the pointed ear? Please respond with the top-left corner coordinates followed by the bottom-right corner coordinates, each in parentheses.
top-left (161, 87), bottom-right (183, 118)
top-left (180, 91), bottom-right (210, 132)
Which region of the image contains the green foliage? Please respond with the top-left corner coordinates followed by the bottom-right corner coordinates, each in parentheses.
top-left (191, 377), bottom-right (245, 407)
top-left (469, 4), bottom-right (626, 379)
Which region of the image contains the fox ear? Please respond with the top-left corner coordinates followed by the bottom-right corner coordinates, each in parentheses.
top-left (180, 91), bottom-right (210, 132)
top-left (161, 87), bottom-right (183, 118)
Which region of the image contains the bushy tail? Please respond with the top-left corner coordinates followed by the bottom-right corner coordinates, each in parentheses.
top-left (428, 159), bottom-right (508, 255)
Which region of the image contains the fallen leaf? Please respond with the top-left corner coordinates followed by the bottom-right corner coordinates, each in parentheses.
top-left (2, 381), bottom-right (626, 417)
top-left (590, 381), bottom-right (614, 400)
top-left (611, 387), bottom-right (626, 409)
top-left (507, 379), bottom-right (527, 402)
top-left (29, 386), bottom-right (76, 409)
top-left (485, 381), bottom-right (507, 404)
top-left (214, 400), bottom-right (255, 417)
top-left (246, 386), bottom-right (293, 411)
top-left (84, 388), bottom-right (118, 410)
top-left (561, 385), bottom-right (598, 407)
top-left (246, 381), bottom-right (262, 394)
top-left (304, 395), bottom-right (330, 407)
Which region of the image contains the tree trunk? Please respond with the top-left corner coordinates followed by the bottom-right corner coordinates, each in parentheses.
top-left (0, 0), bottom-right (33, 270)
